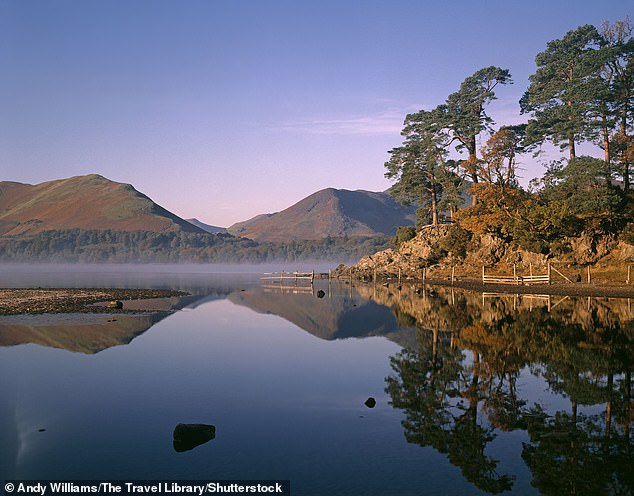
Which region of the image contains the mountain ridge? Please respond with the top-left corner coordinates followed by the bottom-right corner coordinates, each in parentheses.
top-left (0, 174), bottom-right (205, 236)
top-left (227, 187), bottom-right (416, 242)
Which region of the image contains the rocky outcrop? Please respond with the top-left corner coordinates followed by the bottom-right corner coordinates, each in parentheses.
top-left (338, 224), bottom-right (634, 280)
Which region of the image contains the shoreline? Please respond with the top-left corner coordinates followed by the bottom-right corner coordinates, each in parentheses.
top-left (0, 288), bottom-right (188, 316)
top-left (378, 277), bottom-right (634, 298)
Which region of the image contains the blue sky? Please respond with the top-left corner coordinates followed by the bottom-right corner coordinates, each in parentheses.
top-left (1, 0), bottom-right (631, 226)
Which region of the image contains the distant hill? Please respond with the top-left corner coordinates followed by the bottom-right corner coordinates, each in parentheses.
top-left (0, 174), bottom-right (205, 236)
top-left (186, 218), bottom-right (225, 233)
top-left (228, 213), bottom-right (274, 236)
top-left (0, 175), bottom-right (394, 263)
top-left (227, 188), bottom-right (416, 242)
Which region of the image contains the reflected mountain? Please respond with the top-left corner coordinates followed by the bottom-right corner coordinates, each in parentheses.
top-left (0, 293), bottom-right (212, 354)
top-left (0, 313), bottom-right (169, 354)
top-left (227, 283), bottom-right (417, 347)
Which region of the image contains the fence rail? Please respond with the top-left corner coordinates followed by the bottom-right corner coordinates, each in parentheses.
top-left (261, 271), bottom-right (315, 284)
top-left (482, 266), bottom-right (550, 285)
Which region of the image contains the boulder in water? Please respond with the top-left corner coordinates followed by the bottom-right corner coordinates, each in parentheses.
top-left (173, 423), bottom-right (216, 452)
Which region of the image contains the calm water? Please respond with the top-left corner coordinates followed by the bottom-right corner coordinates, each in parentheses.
top-left (0, 265), bottom-right (632, 495)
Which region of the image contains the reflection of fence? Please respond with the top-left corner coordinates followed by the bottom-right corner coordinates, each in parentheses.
top-left (262, 285), bottom-right (315, 295)
top-left (482, 266), bottom-right (550, 285)
top-left (261, 271), bottom-right (315, 284)
top-left (481, 292), bottom-right (571, 312)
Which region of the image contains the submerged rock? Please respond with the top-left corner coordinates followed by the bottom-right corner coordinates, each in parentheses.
top-left (173, 423), bottom-right (216, 452)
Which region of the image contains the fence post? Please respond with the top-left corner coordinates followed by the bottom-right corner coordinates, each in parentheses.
top-left (547, 263), bottom-right (551, 284)
top-left (513, 264), bottom-right (517, 285)
top-left (482, 266), bottom-right (485, 283)
top-left (628, 265), bottom-right (631, 285)
top-left (451, 266), bottom-right (455, 285)
top-left (587, 266), bottom-right (591, 285)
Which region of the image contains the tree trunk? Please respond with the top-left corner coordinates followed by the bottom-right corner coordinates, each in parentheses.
top-left (602, 111), bottom-right (610, 164)
top-left (430, 186), bottom-right (439, 226)
top-left (469, 137), bottom-right (479, 205)
top-left (567, 98), bottom-right (576, 160)
top-left (621, 113), bottom-right (630, 191)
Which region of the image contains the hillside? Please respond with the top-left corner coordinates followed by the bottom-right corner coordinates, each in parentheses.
top-left (0, 174), bottom-right (204, 236)
top-left (227, 188), bottom-right (416, 242)
top-left (0, 175), bottom-right (396, 262)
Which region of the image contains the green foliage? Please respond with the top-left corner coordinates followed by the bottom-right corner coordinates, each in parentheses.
top-left (453, 154), bottom-right (632, 254)
top-left (521, 25), bottom-right (603, 157)
top-left (386, 66), bottom-right (511, 217)
top-left (541, 156), bottom-right (625, 233)
top-left (391, 226), bottom-right (417, 248)
top-left (436, 224), bottom-right (474, 261)
top-left (385, 110), bottom-right (463, 225)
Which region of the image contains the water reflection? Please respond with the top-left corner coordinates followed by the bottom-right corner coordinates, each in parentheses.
top-left (1, 273), bottom-right (633, 494)
top-left (0, 293), bottom-right (207, 354)
top-left (374, 284), bottom-right (633, 495)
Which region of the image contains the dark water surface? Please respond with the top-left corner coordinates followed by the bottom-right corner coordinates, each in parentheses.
top-left (0, 266), bottom-right (632, 495)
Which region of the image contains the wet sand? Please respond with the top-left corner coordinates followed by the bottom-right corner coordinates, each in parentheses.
top-left (0, 288), bottom-right (188, 315)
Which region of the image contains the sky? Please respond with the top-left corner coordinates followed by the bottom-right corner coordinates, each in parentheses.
top-left (1, 0), bottom-right (632, 227)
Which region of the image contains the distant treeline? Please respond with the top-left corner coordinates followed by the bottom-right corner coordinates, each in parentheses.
top-left (0, 228), bottom-right (390, 263)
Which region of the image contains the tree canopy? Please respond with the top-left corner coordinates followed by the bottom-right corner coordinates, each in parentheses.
top-left (385, 18), bottom-right (633, 249)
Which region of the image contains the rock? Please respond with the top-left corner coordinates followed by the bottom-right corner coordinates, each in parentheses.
top-left (108, 300), bottom-right (123, 309)
top-left (316, 290), bottom-right (326, 298)
top-left (364, 397), bottom-right (376, 408)
top-left (173, 423), bottom-right (216, 452)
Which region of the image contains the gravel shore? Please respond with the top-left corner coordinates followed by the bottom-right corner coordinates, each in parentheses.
top-left (0, 288), bottom-right (188, 315)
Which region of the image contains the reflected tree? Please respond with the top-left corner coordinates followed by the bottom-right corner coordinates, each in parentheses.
top-left (386, 324), bottom-right (515, 493)
top-left (380, 287), bottom-right (634, 495)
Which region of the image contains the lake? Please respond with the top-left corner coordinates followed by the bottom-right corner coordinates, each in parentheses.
top-left (0, 265), bottom-right (632, 495)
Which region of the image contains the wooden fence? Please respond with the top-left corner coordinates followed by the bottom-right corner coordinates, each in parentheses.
top-left (261, 271), bottom-right (315, 284)
top-left (482, 266), bottom-right (550, 285)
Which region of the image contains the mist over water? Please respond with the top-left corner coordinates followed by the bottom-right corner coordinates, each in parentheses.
top-left (0, 262), bottom-right (339, 289)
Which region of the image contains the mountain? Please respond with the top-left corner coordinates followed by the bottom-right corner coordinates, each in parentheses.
top-left (0, 174), bottom-right (205, 236)
top-left (227, 213), bottom-right (274, 236)
top-left (227, 188), bottom-right (416, 242)
top-left (0, 313), bottom-right (167, 354)
top-left (185, 218), bottom-right (225, 233)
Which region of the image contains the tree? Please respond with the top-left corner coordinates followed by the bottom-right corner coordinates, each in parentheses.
top-left (540, 156), bottom-right (623, 234)
top-left (480, 125), bottom-right (527, 186)
top-left (521, 25), bottom-right (603, 159)
top-left (597, 18), bottom-right (634, 189)
top-left (440, 67), bottom-right (513, 192)
top-left (385, 110), bottom-right (462, 226)
top-left (387, 67), bottom-right (511, 210)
